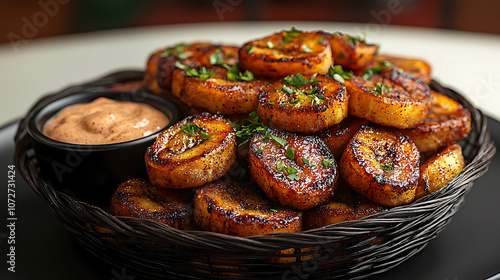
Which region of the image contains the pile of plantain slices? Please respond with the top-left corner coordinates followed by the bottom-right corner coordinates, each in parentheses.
top-left (110, 27), bottom-right (471, 237)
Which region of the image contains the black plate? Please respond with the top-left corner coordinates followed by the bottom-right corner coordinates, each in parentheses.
top-left (2, 117), bottom-right (500, 280)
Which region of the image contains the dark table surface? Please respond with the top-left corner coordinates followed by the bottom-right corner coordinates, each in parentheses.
top-left (1, 118), bottom-right (499, 280)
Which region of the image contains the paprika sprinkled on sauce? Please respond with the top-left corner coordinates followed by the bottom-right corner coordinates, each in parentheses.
top-left (43, 97), bottom-right (169, 145)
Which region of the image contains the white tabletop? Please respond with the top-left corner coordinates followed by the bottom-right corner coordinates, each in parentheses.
top-left (1, 21), bottom-right (500, 124)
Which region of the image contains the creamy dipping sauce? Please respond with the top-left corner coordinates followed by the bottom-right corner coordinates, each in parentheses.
top-left (43, 97), bottom-right (169, 145)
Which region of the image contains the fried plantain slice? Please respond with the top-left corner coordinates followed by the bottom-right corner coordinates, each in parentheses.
top-left (249, 128), bottom-right (338, 210)
top-left (303, 180), bottom-right (386, 229)
top-left (375, 54), bottom-right (432, 85)
top-left (319, 115), bottom-right (369, 158)
top-left (414, 143), bottom-right (465, 199)
top-left (320, 31), bottom-right (379, 70)
top-left (401, 90), bottom-right (471, 152)
top-left (194, 179), bottom-right (302, 237)
top-left (144, 43), bottom-right (238, 94)
top-left (110, 178), bottom-right (197, 229)
top-left (145, 113), bottom-right (236, 189)
top-left (239, 27), bottom-right (332, 79)
top-left (171, 65), bottom-right (267, 115)
top-left (340, 126), bottom-right (420, 206)
top-left (257, 73), bottom-right (349, 133)
top-left (345, 70), bottom-right (432, 129)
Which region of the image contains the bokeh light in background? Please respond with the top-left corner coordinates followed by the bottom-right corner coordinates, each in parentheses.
top-left (1, 0), bottom-right (500, 45)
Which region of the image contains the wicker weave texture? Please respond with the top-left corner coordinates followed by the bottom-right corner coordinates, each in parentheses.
top-left (15, 71), bottom-right (496, 280)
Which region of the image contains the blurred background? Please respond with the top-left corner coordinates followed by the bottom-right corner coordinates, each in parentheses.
top-left (2, 0), bottom-right (500, 45)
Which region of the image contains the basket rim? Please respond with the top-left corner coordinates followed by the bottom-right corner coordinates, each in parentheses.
top-left (14, 70), bottom-right (497, 252)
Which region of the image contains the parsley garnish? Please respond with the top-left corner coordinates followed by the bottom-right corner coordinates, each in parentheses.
top-left (286, 166), bottom-right (300, 180)
top-left (282, 85), bottom-right (296, 94)
top-left (321, 158), bottom-right (335, 168)
top-left (328, 65), bottom-right (353, 84)
top-left (209, 49), bottom-right (225, 65)
top-left (276, 161), bottom-right (286, 172)
top-left (362, 60), bottom-right (394, 80)
top-left (271, 134), bottom-right (288, 147)
top-left (270, 209), bottom-right (279, 213)
top-left (161, 43), bottom-right (189, 59)
top-left (180, 123), bottom-right (211, 139)
top-left (286, 147), bottom-right (295, 160)
top-left (223, 64), bottom-right (254, 82)
top-left (231, 111), bottom-right (267, 146)
top-left (175, 62), bottom-right (215, 81)
top-left (267, 41), bottom-right (276, 49)
top-left (278, 98), bottom-right (303, 108)
top-left (282, 26), bottom-right (300, 43)
top-left (302, 158), bottom-right (316, 168)
top-left (380, 163), bottom-right (393, 171)
top-left (301, 44), bottom-right (313, 53)
top-left (370, 83), bottom-right (391, 96)
top-left (246, 45), bottom-right (254, 54)
top-left (284, 73), bottom-right (319, 88)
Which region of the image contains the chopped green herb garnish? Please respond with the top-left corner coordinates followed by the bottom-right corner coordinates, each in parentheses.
top-left (286, 166), bottom-right (300, 180)
top-left (256, 148), bottom-right (264, 153)
top-left (180, 123), bottom-right (211, 139)
top-left (286, 147), bottom-right (295, 160)
top-left (226, 194), bottom-right (233, 201)
top-left (321, 158), bottom-right (335, 168)
top-left (282, 85), bottom-right (296, 95)
top-left (175, 61), bottom-right (187, 70)
top-left (276, 161), bottom-right (286, 172)
top-left (301, 44), bottom-right (313, 53)
top-left (246, 45), bottom-right (254, 54)
top-left (328, 65), bottom-right (353, 84)
top-left (267, 41), bottom-right (276, 49)
top-left (271, 134), bottom-right (288, 147)
top-left (278, 98), bottom-right (303, 108)
top-left (380, 163), bottom-right (393, 171)
top-left (270, 208), bottom-right (279, 213)
top-left (301, 158), bottom-right (316, 168)
top-left (176, 62), bottom-right (215, 81)
top-left (284, 73), bottom-right (319, 88)
top-left (161, 44), bottom-right (189, 59)
top-left (209, 49), bottom-right (225, 65)
top-left (370, 83), bottom-right (390, 96)
top-left (223, 64), bottom-right (254, 82)
top-left (379, 60), bottom-right (394, 68)
top-left (282, 26), bottom-right (301, 43)
top-left (232, 112), bottom-right (267, 146)
top-left (318, 37), bottom-right (325, 43)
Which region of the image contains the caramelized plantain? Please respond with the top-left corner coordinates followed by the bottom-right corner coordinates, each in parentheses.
top-left (194, 179), bottom-right (302, 237)
top-left (249, 128), bottom-right (338, 210)
top-left (303, 181), bottom-right (386, 229)
top-left (319, 116), bottom-right (369, 158)
top-left (239, 28), bottom-right (332, 79)
top-left (415, 143), bottom-right (465, 199)
top-left (110, 178), bottom-right (197, 229)
top-left (144, 43), bottom-right (238, 94)
top-left (340, 126), bottom-right (420, 206)
top-left (257, 73), bottom-right (349, 133)
top-left (171, 66), bottom-right (267, 115)
top-left (401, 90), bottom-right (471, 152)
top-left (345, 70), bottom-right (432, 129)
top-left (145, 113), bottom-right (236, 189)
top-left (375, 54), bottom-right (432, 84)
top-left (320, 31), bottom-right (379, 70)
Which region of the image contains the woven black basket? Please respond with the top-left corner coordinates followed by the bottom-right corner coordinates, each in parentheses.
top-left (15, 71), bottom-right (496, 280)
